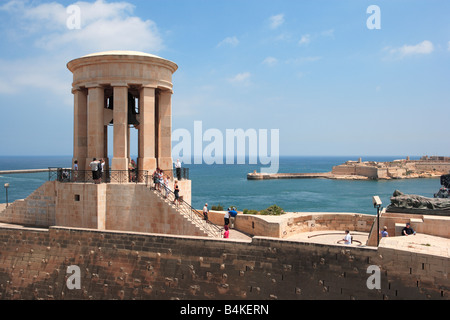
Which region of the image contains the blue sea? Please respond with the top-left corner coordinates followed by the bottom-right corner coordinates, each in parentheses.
top-left (0, 156), bottom-right (441, 215)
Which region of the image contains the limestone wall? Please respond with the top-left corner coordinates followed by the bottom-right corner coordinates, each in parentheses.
top-left (0, 225), bottom-right (447, 300)
top-left (206, 211), bottom-right (375, 239)
top-left (0, 181), bottom-right (202, 237)
top-left (0, 181), bottom-right (57, 227)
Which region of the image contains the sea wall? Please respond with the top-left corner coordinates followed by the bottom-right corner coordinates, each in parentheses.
top-left (0, 225), bottom-right (447, 300)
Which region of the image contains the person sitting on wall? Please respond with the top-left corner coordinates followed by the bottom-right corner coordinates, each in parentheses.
top-left (402, 223), bottom-right (416, 236)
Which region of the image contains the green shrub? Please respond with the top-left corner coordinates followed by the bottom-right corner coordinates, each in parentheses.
top-left (211, 204), bottom-right (224, 211)
top-left (243, 205), bottom-right (285, 216)
top-left (260, 204), bottom-right (285, 216)
top-left (243, 209), bottom-right (259, 215)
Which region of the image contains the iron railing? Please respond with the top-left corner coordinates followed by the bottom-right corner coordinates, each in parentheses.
top-left (174, 167), bottom-right (189, 180)
top-left (49, 168), bottom-right (149, 184)
top-left (150, 176), bottom-right (223, 238)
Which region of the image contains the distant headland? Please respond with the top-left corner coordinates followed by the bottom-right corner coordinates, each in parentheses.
top-left (247, 156), bottom-right (450, 180)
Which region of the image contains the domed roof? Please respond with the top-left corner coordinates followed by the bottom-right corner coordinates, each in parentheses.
top-left (67, 50), bottom-right (178, 73)
top-left (81, 50), bottom-right (164, 59)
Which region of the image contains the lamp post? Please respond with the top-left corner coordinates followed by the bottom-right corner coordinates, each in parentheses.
top-left (4, 183), bottom-right (9, 207)
top-left (372, 196), bottom-right (382, 245)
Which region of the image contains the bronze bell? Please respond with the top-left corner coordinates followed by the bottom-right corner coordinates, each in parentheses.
top-left (106, 93), bottom-right (140, 126)
top-left (127, 93), bottom-right (140, 126)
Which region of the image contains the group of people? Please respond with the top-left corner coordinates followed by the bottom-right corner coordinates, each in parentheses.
top-left (152, 168), bottom-right (181, 206)
top-left (342, 222), bottom-right (416, 245)
top-left (89, 158), bottom-right (105, 184)
top-left (201, 204), bottom-right (238, 239)
top-left (223, 207), bottom-right (238, 239)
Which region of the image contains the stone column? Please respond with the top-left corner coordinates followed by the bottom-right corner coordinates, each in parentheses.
top-left (86, 85), bottom-right (105, 170)
top-left (138, 86), bottom-right (157, 173)
top-left (111, 84), bottom-right (129, 171)
top-left (157, 89), bottom-right (173, 178)
top-left (72, 87), bottom-right (87, 171)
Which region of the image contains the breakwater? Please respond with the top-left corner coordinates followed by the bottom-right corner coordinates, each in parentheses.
top-left (247, 171), bottom-right (368, 180)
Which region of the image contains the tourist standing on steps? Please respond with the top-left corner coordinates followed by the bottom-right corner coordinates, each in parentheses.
top-left (223, 225), bottom-right (229, 239)
top-left (224, 208), bottom-right (230, 227)
top-left (163, 175), bottom-right (170, 198)
top-left (173, 180), bottom-right (180, 206)
top-left (89, 158), bottom-right (99, 184)
top-left (203, 203), bottom-right (209, 221)
top-left (380, 226), bottom-right (388, 237)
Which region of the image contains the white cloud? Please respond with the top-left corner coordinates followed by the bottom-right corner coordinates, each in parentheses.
top-left (1, 0), bottom-right (164, 53)
top-left (386, 40), bottom-right (434, 59)
top-left (228, 72), bottom-right (251, 86)
top-left (298, 34), bottom-right (310, 46)
top-left (321, 29), bottom-right (334, 37)
top-left (262, 57), bottom-right (278, 66)
top-left (0, 0), bottom-right (165, 98)
top-left (217, 36), bottom-right (239, 47)
top-left (269, 14), bottom-right (284, 29)
top-left (286, 56), bottom-right (322, 65)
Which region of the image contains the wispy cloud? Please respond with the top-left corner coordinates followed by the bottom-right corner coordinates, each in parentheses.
top-left (298, 34), bottom-right (311, 46)
top-left (217, 36), bottom-right (239, 47)
top-left (269, 14), bottom-right (284, 29)
top-left (286, 56), bottom-right (322, 65)
top-left (385, 40), bottom-right (434, 59)
top-left (262, 57), bottom-right (278, 67)
top-left (228, 72), bottom-right (251, 86)
top-left (298, 29), bottom-right (333, 46)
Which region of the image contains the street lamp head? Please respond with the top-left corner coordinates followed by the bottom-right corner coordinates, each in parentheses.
top-left (4, 183), bottom-right (9, 188)
top-left (372, 195), bottom-right (382, 208)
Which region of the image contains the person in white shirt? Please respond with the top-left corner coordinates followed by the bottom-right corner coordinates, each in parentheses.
top-left (343, 230), bottom-right (352, 245)
top-left (89, 158), bottom-right (99, 184)
top-left (203, 203), bottom-right (209, 221)
top-left (175, 159), bottom-right (182, 180)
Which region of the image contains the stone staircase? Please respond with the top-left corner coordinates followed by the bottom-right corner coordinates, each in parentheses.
top-left (148, 185), bottom-right (223, 238)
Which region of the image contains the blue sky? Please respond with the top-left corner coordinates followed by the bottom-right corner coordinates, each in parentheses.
top-left (0, 0), bottom-right (449, 157)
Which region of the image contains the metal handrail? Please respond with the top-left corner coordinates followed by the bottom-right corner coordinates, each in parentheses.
top-left (48, 168), bottom-right (149, 184)
top-left (150, 176), bottom-right (223, 238)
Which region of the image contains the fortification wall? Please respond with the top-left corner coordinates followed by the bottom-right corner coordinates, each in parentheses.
top-left (207, 211), bottom-right (375, 239)
top-left (414, 162), bottom-right (450, 173)
top-left (0, 225), bottom-right (447, 300)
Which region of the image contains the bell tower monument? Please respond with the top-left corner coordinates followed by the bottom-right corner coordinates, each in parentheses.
top-left (67, 51), bottom-right (178, 176)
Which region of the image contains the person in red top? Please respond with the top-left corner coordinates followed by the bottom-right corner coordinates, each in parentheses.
top-left (223, 225), bottom-right (229, 239)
